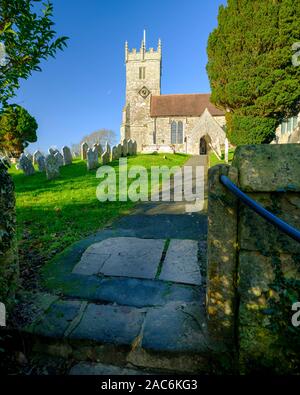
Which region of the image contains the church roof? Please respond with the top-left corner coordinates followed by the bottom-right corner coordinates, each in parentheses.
top-left (150, 93), bottom-right (225, 117)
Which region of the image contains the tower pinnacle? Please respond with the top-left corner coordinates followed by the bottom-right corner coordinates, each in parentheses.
top-left (158, 38), bottom-right (162, 53)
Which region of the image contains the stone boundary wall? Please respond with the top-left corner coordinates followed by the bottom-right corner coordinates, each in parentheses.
top-left (207, 144), bottom-right (300, 373)
top-left (0, 158), bottom-right (19, 311)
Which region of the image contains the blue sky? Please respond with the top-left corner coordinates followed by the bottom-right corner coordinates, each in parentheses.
top-left (13, 0), bottom-right (225, 153)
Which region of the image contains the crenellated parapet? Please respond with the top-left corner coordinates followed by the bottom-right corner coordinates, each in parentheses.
top-left (125, 38), bottom-right (162, 62)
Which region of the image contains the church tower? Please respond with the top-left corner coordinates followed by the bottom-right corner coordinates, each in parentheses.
top-left (120, 32), bottom-right (162, 150)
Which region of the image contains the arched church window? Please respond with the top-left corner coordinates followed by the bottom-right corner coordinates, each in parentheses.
top-left (171, 121), bottom-right (177, 144)
top-left (177, 121), bottom-right (183, 144)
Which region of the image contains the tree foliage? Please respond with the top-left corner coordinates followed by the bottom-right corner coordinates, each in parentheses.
top-left (0, 0), bottom-right (68, 107)
top-left (226, 113), bottom-right (276, 145)
top-left (0, 104), bottom-right (38, 156)
top-left (207, 0), bottom-right (300, 144)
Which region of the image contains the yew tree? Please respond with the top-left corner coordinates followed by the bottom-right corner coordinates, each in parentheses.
top-left (206, 0), bottom-right (300, 144)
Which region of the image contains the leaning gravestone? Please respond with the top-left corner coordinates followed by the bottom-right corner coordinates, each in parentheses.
top-left (93, 143), bottom-right (103, 157)
top-left (54, 151), bottom-right (64, 167)
top-left (122, 139), bottom-right (128, 157)
top-left (81, 142), bottom-right (89, 160)
top-left (19, 153), bottom-right (35, 176)
top-left (33, 150), bottom-right (43, 165)
top-left (86, 148), bottom-right (99, 170)
top-left (62, 146), bottom-right (72, 166)
top-left (45, 154), bottom-right (60, 180)
top-left (101, 149), bottom-right (110, 165)
top-left (37, 155), bottom-right (46, 172)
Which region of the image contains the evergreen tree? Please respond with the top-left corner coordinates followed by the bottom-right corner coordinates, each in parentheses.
top-left (0, 104), bottom-right (38, 157)
top-left (207, 0), bottom-right (300, 144)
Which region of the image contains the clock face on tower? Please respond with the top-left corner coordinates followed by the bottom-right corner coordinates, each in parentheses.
top-left (139, 86), bottom-right (150, 99)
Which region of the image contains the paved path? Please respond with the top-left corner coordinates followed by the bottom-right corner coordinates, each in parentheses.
top-left (24, 155), bottom-right (212, 374)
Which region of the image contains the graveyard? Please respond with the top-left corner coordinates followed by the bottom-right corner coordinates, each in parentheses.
top-left (0, 0), bottom-right (300, 382)
top-left (9, 150), bottom-right (189, 292)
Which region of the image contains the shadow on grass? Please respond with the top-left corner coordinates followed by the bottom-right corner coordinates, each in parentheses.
top-left (16, 199), bottom-right (135, 258)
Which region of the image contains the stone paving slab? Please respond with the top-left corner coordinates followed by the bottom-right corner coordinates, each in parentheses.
top-left (113, 214), bottom-right (207, 240)
top-left (69, 303), bottom-right (146, 345)
top-left (72, 252), bottom-right (110, 275)
top-left (69, 362), bottom-right (147, 375)
top-left (94, 277), bottom-right (202, 308)
top-left (28, 300), bottom-right (84, 338)
top-left (141, 302), bottom-right (208, 353)
top-left (159, 239), bottom-right (201, 285)
top-left (97, 237), bottom-right (165, 279)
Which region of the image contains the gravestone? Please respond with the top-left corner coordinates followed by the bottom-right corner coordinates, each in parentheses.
top-left (93, 143), bottom-right (103, 157)
top-left (81, 142), bottom-right (89, 160)
top-left (101, 149), bottom-right (110, 165)
top-left (93, 143), bottom-right (99, 154)
top-left (132, 140), bottom-right (137, 155)
top-left (26, 153), bottom-right (33, 163)
top-left (45, 154), bottom-right (60, 180)
top-left (37, 155), bottom-right (46, 172)
top-left (112, 146), bottom-right (119, 160)
top-left (86, 148), bottom-right (98, 170)
top-left (62, 146), bottom-right (72, 166)
top-left (127, 140), bottom-right (133, 156)
top-left (105, 142), bottom-right (111, 155)
top-left (117, 144), bottom-right (123, 158)
top-left (49, 148), bottom-right (59, 156)
top-left (72, 152), bottom-right (79, 158)
top-left (122, 139), bottom-right (128, 157)
top-left (54, 151), bottom-right (64, 167)
top-left (92, 146), bottom-right (99, 163)
top-left (19, 153), bottom-right (35, 176)
top-left (33, 150), bottom-right (43, 165)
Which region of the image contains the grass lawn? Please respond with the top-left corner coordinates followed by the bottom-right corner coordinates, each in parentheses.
top-left (209, 148), bottom-right (235, 167)
top-left (9, 153), bottom-right (189, 289)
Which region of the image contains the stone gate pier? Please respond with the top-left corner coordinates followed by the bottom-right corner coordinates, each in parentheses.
top-left (207, 144), bottom-right (300, 373)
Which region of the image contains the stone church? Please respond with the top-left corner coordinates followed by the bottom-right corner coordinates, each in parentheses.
top-left (120, 35), bottom-right (226, 155)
